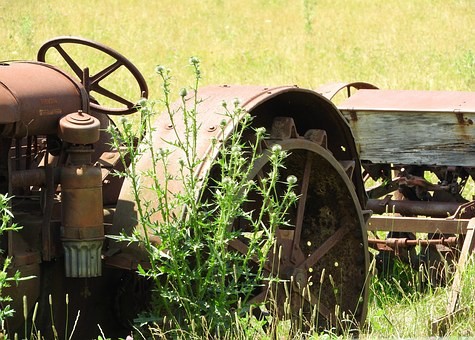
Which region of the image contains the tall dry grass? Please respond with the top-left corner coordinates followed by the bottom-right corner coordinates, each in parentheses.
top-left (3, 0), bottom-right (474, 96)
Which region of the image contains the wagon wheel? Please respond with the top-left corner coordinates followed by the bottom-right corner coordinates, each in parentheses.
top-left (228, 121), bottom-right (369, 333)
top-left (37, 36), bottom-right (148, 115)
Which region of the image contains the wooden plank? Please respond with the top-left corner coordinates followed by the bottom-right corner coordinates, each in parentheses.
top-left (446, 219), bottom-right (475, 313)
top-left (431, 218), bottom-right (475, 335)
top-left (367, 215), bottom-right (469, 234)
top-left (431, 308), bottom-right (468, 336)
top-left (339, 110), bottom-right (475, 166)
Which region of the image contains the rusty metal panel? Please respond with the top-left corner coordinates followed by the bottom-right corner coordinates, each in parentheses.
top-left (0, 62), bottom-right (86, 137)
top-left (339, 89), bottom-right (475, 113)
top-left (315, 82), bottom-right (378, 100)
top-left (111, 85), bottom-right (365, 258)
top-left (0, 79), bottom-right (19, 123)
top-left (338, 89), bottom-right (475, 166)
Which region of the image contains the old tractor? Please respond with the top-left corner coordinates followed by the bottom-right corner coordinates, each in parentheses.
top-left (0, 37), bottom-right (369, 337)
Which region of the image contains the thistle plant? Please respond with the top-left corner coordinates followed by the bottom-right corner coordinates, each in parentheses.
top-left (108, 58), bottom-right (298, 338)
top-left (0, 194), bottom-right (29, 332)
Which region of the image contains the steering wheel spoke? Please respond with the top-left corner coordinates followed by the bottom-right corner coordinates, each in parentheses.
top-left (37, 36), bottom-right (148, 115)
top-left (53, 44), bottom-right (84, 79)
top-left (92, 83), bottom-right (134, 108)
top-left (90, 60), bottom-right (123, 85)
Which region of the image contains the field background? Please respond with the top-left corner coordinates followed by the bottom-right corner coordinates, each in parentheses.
top-left (3, 0), bottom-right (474, 96)
top-left (2, 0), bottom-right (475, 337)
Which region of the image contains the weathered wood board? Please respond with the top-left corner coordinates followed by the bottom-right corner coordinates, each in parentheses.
top-left (338, 89), bottom-right (475, 167)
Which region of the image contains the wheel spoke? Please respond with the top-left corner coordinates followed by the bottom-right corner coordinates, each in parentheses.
top-left (248, 287), bottom-right (268, 305)
top-left (298, 226), bottom-right (350, 270)
top-left (228, 238), bottom-right (249, 256)
top-left (91, 84), bottom-right (134, 107)
top-left (291, 151), bottom-right (314, 257)
top-left (90, 60), bottom-right (122, 86)
top-left (299, 285), bottom-right (334, 321)
top-left (54, 45), bottom-right (83, 79)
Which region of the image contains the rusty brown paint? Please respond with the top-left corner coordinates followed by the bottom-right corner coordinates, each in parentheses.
top-left (0, 62), bottom-right (87, 136)
top-left (109, 86), bottom-right (369, 330)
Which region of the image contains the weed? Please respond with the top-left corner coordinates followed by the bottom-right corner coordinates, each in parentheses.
top-left (109, 58), bottom-right (298, 338)
top-left (0, 195), bottom-right (35, 338)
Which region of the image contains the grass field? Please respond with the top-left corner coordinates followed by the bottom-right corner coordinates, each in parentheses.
top-left (2, 0), bottom-right (475, 338)
top-left (4, 0), bottom-right (474, 94)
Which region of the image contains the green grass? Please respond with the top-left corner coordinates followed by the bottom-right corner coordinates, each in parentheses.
top-left (3, 0), bottom-right (474, 95)
top-left (2, 0), bottom-right (475, 338)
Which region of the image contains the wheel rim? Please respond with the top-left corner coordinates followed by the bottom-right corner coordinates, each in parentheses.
top-left (229, 133), bottom-right (369, 331)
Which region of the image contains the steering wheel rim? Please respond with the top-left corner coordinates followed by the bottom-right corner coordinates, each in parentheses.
top-left (37, 36), bottom-right (148, 115)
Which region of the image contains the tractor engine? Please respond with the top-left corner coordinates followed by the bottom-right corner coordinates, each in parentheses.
top-left (0, 61), bottom-right (104, 278)
top-left (0, 36), bottom-right (149, 337)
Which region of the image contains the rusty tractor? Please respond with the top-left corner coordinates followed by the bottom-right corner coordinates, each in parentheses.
top-left (0, 37), bottom-right (369, 337)
top-left (4, 36), bottom-right (473, 337)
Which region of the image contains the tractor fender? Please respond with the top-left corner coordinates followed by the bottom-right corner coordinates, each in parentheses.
top-left (106, 85), bottom-right (365, 269)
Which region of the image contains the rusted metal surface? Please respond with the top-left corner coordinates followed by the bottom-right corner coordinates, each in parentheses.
top-left (110, 85), bottom-right (369, 329)
top-left (369, 236), bottom-right (458, 252)
top-left (0, 62), bottom-right (87, 136)
top-left (60, 138), bottom-right (104, 278)
top-left (339, 89), bottom-right (475, 113)
top-left (315, 81), bottom-right (378, 100)
top-left (366, 198), bottom-right (462, 218)
top-left (111, 85), bottom-right (366, 234)
top-left (0, 37), bottom-right (147, 337)
top-left (58, 111), bottom-right (100, 144)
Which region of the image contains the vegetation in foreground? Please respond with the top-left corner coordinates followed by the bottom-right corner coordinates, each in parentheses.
top-left (108, 58), bottom-right (300, 338)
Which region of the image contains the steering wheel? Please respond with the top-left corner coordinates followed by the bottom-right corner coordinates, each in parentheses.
top-left (37, 36), bottom-right (148, 115)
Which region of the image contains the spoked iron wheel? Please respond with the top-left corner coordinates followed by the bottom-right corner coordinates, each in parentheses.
top-left (228, 118), bottom-right (369, 333)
